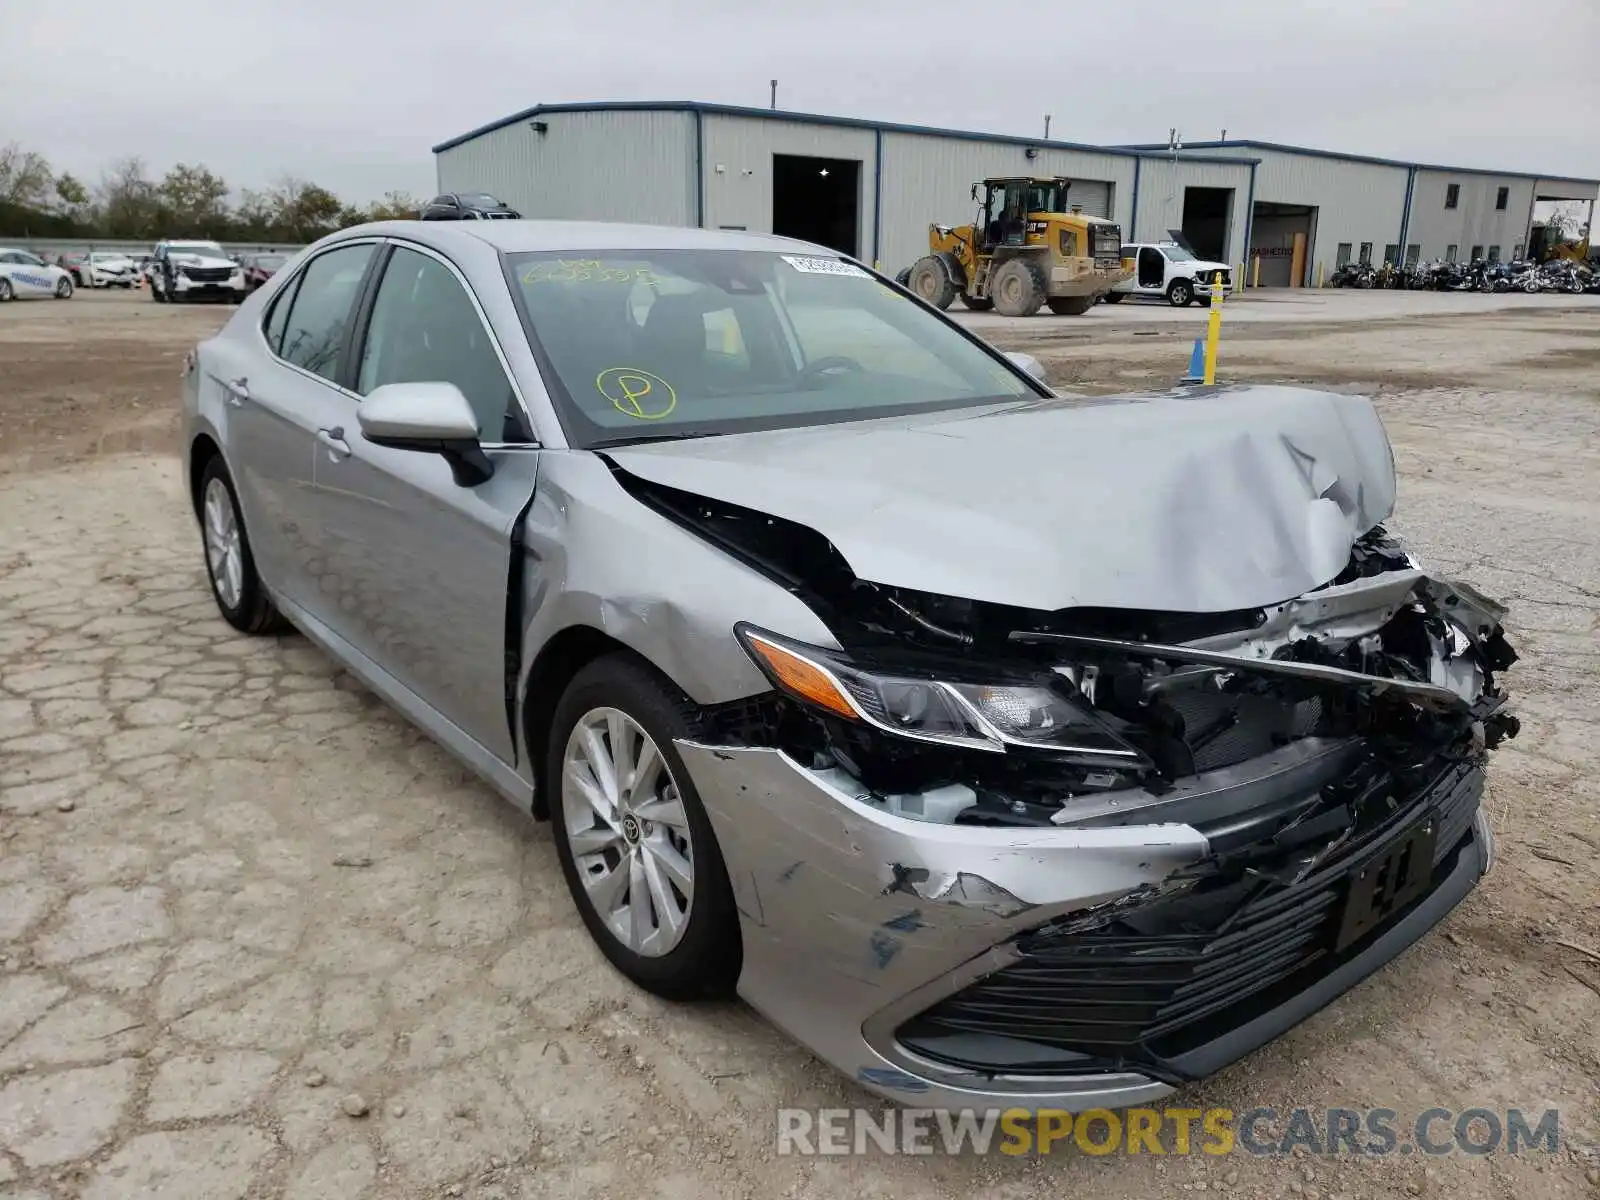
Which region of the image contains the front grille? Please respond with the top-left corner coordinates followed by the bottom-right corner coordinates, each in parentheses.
top-left (182, 267), bottom-right (232, 283)
top-left (898, 755), bottom-right (1482, 1074)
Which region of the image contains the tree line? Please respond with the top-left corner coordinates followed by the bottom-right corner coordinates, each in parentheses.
top-left (0, 143), bottom-right (420, 243)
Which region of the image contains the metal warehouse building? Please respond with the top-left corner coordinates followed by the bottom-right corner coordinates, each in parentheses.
top-left (432, 101), bottom-right (1598, 286)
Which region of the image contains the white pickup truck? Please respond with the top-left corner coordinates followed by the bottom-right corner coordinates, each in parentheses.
top-left (1107, 241), bottom-right (1233, 307)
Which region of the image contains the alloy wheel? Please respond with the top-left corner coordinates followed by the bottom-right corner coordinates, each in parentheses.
top-left (560, 707), bottom-right (695, 957)
top-left (202, 477), bottom-right (244, 610)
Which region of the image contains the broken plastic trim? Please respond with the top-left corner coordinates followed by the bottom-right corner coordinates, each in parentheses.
top-left (1008, 630), bottom-right (1471, 712)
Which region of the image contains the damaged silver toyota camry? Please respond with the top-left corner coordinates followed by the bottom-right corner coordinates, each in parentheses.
top-left (181, 220), bottom-right (1517, 1113)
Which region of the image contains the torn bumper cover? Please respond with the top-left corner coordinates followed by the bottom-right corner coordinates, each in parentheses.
top-left (672, 567), bottom-right (1516, 1112)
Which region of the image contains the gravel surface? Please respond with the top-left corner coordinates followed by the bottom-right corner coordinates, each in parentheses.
top-left (1, 289), bottom-right (1598, 1198)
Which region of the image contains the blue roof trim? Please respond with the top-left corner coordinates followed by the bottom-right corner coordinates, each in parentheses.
top-left (431, 101), bottom-right (1254, 165)
top-left (1113, 139), bottom-right (1598, 187)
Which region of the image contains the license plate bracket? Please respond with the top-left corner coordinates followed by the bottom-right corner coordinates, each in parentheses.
top-left (1334, 816), bottom-right (1438, 951)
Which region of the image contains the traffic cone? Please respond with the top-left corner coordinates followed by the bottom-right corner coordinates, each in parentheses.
top-left (1181, 338), bottom-right (1205, 383)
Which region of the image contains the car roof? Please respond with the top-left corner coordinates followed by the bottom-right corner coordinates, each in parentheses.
top-left (336, 219), bottom-right (840, 257)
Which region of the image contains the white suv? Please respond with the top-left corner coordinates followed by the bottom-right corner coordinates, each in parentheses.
top-left (149, 240), bottom-right (247, 303)
top-left (1109, 242), bottom-right (1233, 307)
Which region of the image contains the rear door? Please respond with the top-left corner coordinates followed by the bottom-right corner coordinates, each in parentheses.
top-left (222, 240), bottom-right (380, 610)
top-left (303, 239), bottom-right (539, 764)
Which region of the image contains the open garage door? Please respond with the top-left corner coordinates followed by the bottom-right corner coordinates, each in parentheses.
top-left (1181, 188), bottom-right (1234, 264)
top-left (1064, 180), bottom-right (1110, 219)
top-left (1249, 201), bottom-right (1318, 287)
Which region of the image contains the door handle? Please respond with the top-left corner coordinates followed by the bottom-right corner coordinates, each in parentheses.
top-left (224, 376), bottom-right (249, 406)
top-left (316, 427), bottom-right (351, 459)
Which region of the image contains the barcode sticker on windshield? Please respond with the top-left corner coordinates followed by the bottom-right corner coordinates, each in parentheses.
top-left (781, 255), bottom-right (869, 278)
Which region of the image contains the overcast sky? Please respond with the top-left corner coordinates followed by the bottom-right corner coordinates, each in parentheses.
top-left (6, 0), bottom-right (1597, 205)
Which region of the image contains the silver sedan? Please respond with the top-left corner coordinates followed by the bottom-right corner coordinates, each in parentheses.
top-left (181, 220), bottom-right (1518, 1112)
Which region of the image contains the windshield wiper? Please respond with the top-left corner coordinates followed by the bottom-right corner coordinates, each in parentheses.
top-left (585, 430), bottom-right (723, 449)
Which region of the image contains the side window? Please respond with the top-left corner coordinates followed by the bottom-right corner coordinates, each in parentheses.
top-left (357, 246), bottom-right (521, 441)
top-left (262, 272), bottom-right (302, 355)
top-left (278, 243), bottom-right (376, 382)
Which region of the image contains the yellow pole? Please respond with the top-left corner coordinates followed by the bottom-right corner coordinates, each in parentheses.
top-left (1252, 255), bottom-right (1261, 288)
top-left (1203, 271), bottom-right (1224, 385)
top-left (1316, 261), bottom-right (1325, 288)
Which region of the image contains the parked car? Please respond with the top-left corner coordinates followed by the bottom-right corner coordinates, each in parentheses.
top-left (82, 251), bottom-right (139, 288)
top-left (181, 221), bottom-right (1517, 1113)
top-left (0, 248), bottom-right (75, 300)
top-left (56, 252), bottom-right (88, 284)
top-left (239, 252), bottom-right (288, 292)
top-left (1110, 241), bottom-right (1234, 306)
top-left (419, 191), bottom-right (521, 220)
top-left (149, 240), bottom-right (248, 303)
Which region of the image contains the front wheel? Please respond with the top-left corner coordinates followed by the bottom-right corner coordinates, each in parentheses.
top-left (990, 257), bottom-right (1046, 317)
top-left (548, 655), bottom-right (741, 1000)
top-left (54, 276), bottom-right (73, 300)
top-left (1167, 279), bottom-right (1194, 307)
top-left (0, 279), bottom-right (12, 302)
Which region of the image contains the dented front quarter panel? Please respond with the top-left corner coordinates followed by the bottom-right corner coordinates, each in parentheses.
top-left (674, 741), bottom-right (1207, 1109)
top-left (515, 451), bottom-right (841, 711)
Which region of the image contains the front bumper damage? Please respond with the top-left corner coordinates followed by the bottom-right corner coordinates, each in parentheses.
top-left (672, 558), bottom-right (1517, 1111)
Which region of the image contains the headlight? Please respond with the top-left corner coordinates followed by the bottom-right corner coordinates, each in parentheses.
top-left (735, 625), bottom-right (1142, 762)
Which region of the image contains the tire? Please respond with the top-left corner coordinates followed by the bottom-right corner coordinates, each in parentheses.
top-left (958, 292), bottom-right (994, 311)
top-left (151, 279), bottom-right (166, 303)
top-left (1046, 294), bottom-right (1095, 316)
top-left (197, 457), bottom-right (289, 635)
top-left (990, 257), bottom-right (1046, 317)
top-left (0, 279), bottom-right (11, 302)
top-left (907, 256), bottom-right (956, 310)
top-left (1167, 278), bottom-right (1195, 307)
top-left (1100, 290), bottom-right (1126, 304)
top-left (53, 277), bottom-right (73, 300)
top-left (547, 654), bottom-right (741, 1000)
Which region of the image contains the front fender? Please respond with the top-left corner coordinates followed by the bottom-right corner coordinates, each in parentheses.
top-left (517, 451), bottom-right (839, 708)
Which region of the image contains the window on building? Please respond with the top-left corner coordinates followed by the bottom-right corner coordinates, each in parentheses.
top-left (1495, 186), bottom-right (1509, 211)
top-left (1445, 184), bottom-right (1460, 209)
top-left (1445, 244), bottom-right (1458, 263)
top-left (1470, 245), bottom-right (1484, 261)
top-left (1513, 243), bottom-right (1525, 261)
top-left (1335, 243), bottom-right (1353, 267)
top-left (1405, 244), bottom-right (1422, 266)
top-left (1382, 244), bottom-right (1399, 266)
top-left (1487, 245), bottom-right (1501, 263)
top-left (1358, 242), bottom-right (1373, 266)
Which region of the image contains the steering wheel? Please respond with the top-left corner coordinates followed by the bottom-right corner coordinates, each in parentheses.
top-left (797, 355), bottom-right (864, 387)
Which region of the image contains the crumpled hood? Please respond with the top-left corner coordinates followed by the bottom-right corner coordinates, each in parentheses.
top-left (169, 253), bottom-right (235, 269)
top-left (606, 385), bottom-right (1397, 614)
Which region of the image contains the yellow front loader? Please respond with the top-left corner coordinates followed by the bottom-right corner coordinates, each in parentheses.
top-left (905, 177), bottom-right (1131, 317)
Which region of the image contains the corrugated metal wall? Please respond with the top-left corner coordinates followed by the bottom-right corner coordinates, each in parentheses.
top-left (1128, 158), bottom-right (1253, 265)
top-left (699, 115), bottom-right (877, 253)
top-left (877, 132), bottom-right (1131, 274)
top-left (1407, 172), bottom-right (1535, 261)
top-left (1194, 147), bottom-right (1410, 278)
top-left (435, 110), bottom-right (695, 226)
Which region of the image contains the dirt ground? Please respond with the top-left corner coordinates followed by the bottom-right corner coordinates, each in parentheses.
top-left (2, 288), bottom-right (1599, 1199)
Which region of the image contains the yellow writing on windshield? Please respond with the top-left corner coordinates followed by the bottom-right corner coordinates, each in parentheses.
top-left (597, 367), bottom-right (677, 420)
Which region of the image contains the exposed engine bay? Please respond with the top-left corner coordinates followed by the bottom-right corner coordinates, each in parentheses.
top-left (617, 465), bottom-right (1518, 832)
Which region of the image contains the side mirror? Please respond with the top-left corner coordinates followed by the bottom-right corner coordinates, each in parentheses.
top-left (357, 382), bottom-right (494, 487)
top-left (1004, 351), bottom-right (1048, 384)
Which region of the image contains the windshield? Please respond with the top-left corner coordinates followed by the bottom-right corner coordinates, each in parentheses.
top-left (1161, 245), bottom-right (1198, 262)
top-left (509, 249), bottom-right (1035, 447)
top-left (169, 243), bottom-right (226, 258)
top-left (89, 253), bottom-right (129, 263)
top-left (1025, 182), bottom-right (1063, 213)
top-left (461, 193), bottom-right (503, 207)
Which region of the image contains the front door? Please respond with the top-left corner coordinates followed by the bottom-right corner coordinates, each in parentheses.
top-left (1138, 247), bottom-right (1166, 289)
top-left (305, 241), bottom-right (538, 764)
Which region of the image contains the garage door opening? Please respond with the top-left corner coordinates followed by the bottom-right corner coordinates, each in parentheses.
top-left (1248, 201), bottom-right (1319, 287)
top-left (1181, 187), bottom-right (1234, 263)
top-left (772, 154), bottom-right (861, 257)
